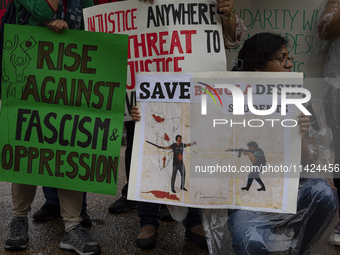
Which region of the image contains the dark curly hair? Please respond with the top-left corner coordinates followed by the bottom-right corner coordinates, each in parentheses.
top-left (247, 141), bottom-right (258, 149)
top-left (232, 33), bottom-right (287, 71)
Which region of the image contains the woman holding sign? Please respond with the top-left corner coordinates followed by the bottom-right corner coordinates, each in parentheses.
top-left (127, 0), bottom-right (247, 250)
top-left (200, 33), bottom-right (338, 255)
top-left (5, 1), bottom-right (100, 255)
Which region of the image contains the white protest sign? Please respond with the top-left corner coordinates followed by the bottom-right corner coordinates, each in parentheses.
top-left (227, 1), bottom-right (325, 96)
top-left (83, 0), bottom-right (227, 121)
top-left (128, 72), bottom-right (302, 213)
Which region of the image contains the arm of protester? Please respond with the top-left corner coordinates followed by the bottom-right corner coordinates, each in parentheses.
top-left (45, 19), bottom-right (69, 32)
top-left (218, 0), bottom-right (247, 49)
top-left (318, 0), bottom-right (340, 40)
top-left (46, 0), bottom-right (60, 11)
top-left (299, 113), bottom-right (317, 166)
top-left (218, 0), bottom-right (236, 41)
top-left (17, 0), bottom-right (59, 21)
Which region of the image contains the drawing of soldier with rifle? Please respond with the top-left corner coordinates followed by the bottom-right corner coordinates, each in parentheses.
top-left (226, 148), bottom-right (254, 158)
top-left (227, 141), bottom-right (266, 191)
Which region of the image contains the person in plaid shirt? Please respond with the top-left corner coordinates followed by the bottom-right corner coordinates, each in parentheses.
top-left (5, 1), bottom-right (100, 255)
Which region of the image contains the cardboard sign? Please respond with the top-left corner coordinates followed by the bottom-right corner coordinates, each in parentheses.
top-left (227, 0), bottom-right (326, 96)
top-left (83, 0), bottom-right (227, 121)
top-left (0, 24), bottom-right (128, 195)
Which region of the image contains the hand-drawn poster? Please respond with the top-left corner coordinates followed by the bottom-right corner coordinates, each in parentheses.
top-left (0, 24), bottom-right (128, 195)
top-left (83, 0), bottom-right (227, 121)
top-left (129, 72), bottom-right (304, 213)
top-left (227, 0), bottom-right (325, 96)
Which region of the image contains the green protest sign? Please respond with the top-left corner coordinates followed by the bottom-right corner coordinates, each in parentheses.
top-left (0, 24), bottom-right (128, 195)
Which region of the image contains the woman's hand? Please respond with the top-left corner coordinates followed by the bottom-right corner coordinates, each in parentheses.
top-left (45, 19), bottom-right (69, 32)
top-left (217, 0), bottom-right (234, 17)
top-left (298, 113), bottom-right (318, 166)
top-left (130, 106), bottom-right (141, 122)
top-left (318, 0), bottom-right (340, 40)
top-left (298, 113), bottom-right (310, 141)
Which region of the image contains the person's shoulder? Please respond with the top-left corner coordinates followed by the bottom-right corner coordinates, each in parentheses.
top-left (255, 148), bottom-right (264, 155)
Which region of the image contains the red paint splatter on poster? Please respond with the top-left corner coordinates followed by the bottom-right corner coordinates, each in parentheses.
top-left (152, 114), bottom-right (164, 123)
top-left (143, 190), bottom-right (180, 201)
top-left (163, 156), bottom-right (166, 168)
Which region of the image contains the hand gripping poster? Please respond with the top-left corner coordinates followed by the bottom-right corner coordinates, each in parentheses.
top-left (0, 24), bottom-right (128, 195)
top-left (83, 0), bottom-right (227, 121)
top-left (128, 72), bottom-right (306, 213)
